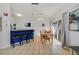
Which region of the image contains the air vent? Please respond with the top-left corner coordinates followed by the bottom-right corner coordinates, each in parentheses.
top-left (32, 3), bottom-right (39, 5)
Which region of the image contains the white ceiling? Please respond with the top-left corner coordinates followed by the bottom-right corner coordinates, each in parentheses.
top-left (10, 3), bottom-right (78, 20)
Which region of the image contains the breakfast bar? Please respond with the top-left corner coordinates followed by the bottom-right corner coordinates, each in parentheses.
top-left (10, 29), bottom-right (34, 48)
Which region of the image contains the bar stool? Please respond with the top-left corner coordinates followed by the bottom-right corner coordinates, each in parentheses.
top-left (24, 34), bottom-right (29, 43)
top-left (22, 34), bottom-right (28, 44)
top-left (11, 35), bottom-right (21, 48)
top-left (19, 34), bottom-right (24, 45)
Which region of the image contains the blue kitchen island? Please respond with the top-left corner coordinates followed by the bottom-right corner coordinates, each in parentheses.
top-left (10, 29), bottom-right (34, 48)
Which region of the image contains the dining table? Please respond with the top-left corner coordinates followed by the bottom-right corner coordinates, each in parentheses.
top-left (40, 30), bottom-right (53, 44)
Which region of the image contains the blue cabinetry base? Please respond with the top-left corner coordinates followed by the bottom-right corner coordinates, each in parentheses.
top-left (10, 30), bottom-right (34, 48)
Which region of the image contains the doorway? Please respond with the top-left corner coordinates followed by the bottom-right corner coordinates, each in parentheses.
top-left (51, 20), bottom-right (63, 54)
top-left (51, 20), bottom-right (62, 43)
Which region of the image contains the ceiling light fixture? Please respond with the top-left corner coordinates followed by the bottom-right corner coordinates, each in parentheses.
top-left (31, 3), bottom-right (39, 5)
top-left (37, 18), bottom-right (44, 21)
top-left (16, 13), bottom-right (22, 16)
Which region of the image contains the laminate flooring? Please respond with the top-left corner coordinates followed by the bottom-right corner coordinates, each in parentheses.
top-left (0, 36), bottom-right (71, 55)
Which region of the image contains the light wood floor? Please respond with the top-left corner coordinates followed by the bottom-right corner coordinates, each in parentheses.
top-left (52, 39), bottom-right (71, 55)
top-left (0, 36), bottom-right (71, 55)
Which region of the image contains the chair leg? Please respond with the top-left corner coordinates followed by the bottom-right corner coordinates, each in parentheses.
top-left (32, 37), bottom-right (34, 42)
top-left (12, 43), bottom-right (15, 48)
top-left (27, 40), bottom-right (30, 43)
top-left (19, 41), bottom-right (22, 46)
top-left (21, 41), bottom-right (23, 45)
top-left (26, 40), bottom-right (28, 43)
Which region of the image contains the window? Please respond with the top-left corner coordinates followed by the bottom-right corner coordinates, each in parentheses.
top-left (69, 9), bottom-right (79, 31)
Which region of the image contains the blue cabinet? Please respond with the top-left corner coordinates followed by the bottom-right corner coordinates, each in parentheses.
top-left (10, 30), bottom-right (34, 48)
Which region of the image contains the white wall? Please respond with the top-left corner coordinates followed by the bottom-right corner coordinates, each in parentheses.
top-left (0, 4), bottom-right (11, 49)
top-left (69, 31), bottom-right (79, 46)
top-left (11, 18), bottom-right (50, 37)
